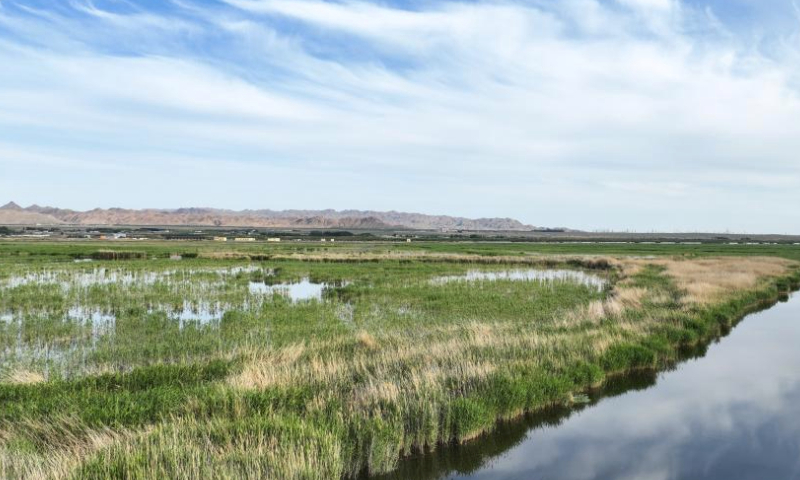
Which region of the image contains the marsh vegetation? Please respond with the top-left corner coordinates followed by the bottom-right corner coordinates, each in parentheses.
top-left (379, 290), bottom-right (800, 480)
top-left (0, 241), bottom-right (798, 479)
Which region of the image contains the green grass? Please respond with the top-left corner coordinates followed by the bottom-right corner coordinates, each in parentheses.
top-left (2, 239), bottom-right (800, 264)
top-left (1, 240), bottom-right (799, 479)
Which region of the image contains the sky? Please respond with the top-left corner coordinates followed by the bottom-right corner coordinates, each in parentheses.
top-left (1, 0), bottom-right (799, 233)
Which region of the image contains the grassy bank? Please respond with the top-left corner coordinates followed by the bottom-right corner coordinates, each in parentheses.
top-left (0, 241), bottom-right (798, 479)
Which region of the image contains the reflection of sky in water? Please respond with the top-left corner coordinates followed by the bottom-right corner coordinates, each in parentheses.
top-left (67, 306), bottom-right (116, 336)
top-left (0, 266), bottom-right (297, 378)
top-left (432, 269), bottom-right (606, 292)
top-left (1, 265), bottom-right (263, 289)
top-left (160, 301), bottom-right (226, 326)
top-left (249, 279), bottom-right (343, 302)
top-left (423, 294), bottom-right (800, 480)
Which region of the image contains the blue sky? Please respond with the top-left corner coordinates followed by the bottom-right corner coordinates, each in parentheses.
top-left (1, 0), bottom-right (799, 232)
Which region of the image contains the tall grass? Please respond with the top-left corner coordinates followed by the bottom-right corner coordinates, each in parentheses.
top-left (0, 243), bottom-right (798, 479)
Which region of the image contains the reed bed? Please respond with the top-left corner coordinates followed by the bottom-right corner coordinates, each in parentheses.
top-left (0, 243), bottom-right (798, 479)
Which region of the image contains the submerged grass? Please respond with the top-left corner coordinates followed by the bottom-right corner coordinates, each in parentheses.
top-left (0, 241), bottom-right (798, 479)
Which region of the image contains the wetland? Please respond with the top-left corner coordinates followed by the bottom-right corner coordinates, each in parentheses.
top-left (0, 241), bottom-right (798, 479)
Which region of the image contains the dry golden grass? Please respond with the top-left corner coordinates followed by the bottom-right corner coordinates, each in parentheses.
top-left (74, 416), bottom-right (345, 480)
top-left (228, 316), bottom-right (634, 426)
top-left (0, 418), bottom-right (141, 480)
top-left (650, 257), bottom-right (791, 305)
top-left (0, 369), bottom-right (45, 385)
top-left (558, 284), bottom-right (648, 326)
top-left (356, 330), bottom-right (378, 350)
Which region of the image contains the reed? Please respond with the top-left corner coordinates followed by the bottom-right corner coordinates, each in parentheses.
top-left (0, 241), bottom-right (798, 479)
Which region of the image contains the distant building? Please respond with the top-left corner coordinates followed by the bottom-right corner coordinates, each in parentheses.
top-left (212, 237), bottom-right (228, 242)
top-left (267, 238), bottom-right (281, 242)
top-left (321, 238), bottom-right (326, 242)
top-left (170, 254), bottom-right (182, 261)
top-left (234, 237), bottom-right (256, 242)
top-left (406, 238), bottom-right (412, 243)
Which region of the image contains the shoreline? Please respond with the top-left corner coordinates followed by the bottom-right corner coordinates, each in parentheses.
top-left (365, 267), bottom-right (800, 479)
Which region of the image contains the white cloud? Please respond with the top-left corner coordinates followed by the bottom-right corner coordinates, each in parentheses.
top-left (0, 0), bottom-right (799, 231)
top-left (619, 0), bottom-right (673, 9)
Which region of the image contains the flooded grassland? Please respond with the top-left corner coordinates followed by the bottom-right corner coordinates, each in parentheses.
top-left (0, 245), bottom-right (798, 480)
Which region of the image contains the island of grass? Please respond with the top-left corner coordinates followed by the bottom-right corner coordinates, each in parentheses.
top-left (0, 241), bottom-right (799, 479)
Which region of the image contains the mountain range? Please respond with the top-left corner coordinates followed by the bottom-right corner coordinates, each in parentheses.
top-left (0, 202), bottom-right (536, 231)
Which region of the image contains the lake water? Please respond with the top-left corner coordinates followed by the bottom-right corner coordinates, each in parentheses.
top-left (380, 293), bottom-right (800, 480)
top-left (0, 265), bottom-right (265, 290)
top-left (431, 269), bottom-right (607, 292)
top-left (249, 278), bottom-right (348, 301)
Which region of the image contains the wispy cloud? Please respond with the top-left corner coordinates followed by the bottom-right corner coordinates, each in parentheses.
top-left (0, 0), bottom-right (798, 232)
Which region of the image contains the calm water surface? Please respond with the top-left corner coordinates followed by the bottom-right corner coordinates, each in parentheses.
top-left (431, 269), bottom-right (607, 292)
top-left (248, 278), bottom-right (348, 301)
top-left (382, 293), bottom-right (800, 480)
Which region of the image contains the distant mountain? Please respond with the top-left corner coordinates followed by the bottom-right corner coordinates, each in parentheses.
top-left (0, 202), bottom-right (537, 231)
top-left (1, 201), bottom-right (22, 211)
top-left (0, 202), bottom-right (65, 225)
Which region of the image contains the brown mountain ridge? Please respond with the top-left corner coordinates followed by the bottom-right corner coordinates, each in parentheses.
top-left (0, 202), bottom-right (535, 231)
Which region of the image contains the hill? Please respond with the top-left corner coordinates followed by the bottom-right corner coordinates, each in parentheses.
top-left (0, 202), bottom-right (535, 231)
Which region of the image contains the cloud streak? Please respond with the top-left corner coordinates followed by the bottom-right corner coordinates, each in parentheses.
top-left (0, 0), bottom-right (798, 232)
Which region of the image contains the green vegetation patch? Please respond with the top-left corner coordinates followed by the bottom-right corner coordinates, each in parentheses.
top-left (0, 240), bottom-right (798, 479)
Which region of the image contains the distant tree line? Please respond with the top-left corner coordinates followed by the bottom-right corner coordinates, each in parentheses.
top-left (308, 231), bottom-right (355, 237)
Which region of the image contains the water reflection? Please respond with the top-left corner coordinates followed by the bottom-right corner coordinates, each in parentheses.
top-left (1, 265), bottom-right (265, 289)
top-left (432, 269), bottom-right (606, 292)
top-left (380, 294), bottom-right (800, 480)
top-left (67, 306), bottom-right (116, 335)
top-left (249, 278), bottom-right (348, 302)
top-left (159, 301), bottom-right (226, 326)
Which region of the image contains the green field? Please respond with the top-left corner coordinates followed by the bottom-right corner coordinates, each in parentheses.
top-left (1, 241), bottom-right (799, 479)
top-left (3, 239), bottom-right (800, 263)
